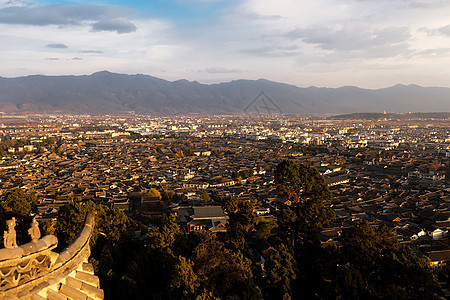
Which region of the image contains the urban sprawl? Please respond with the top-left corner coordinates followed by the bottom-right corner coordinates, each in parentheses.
top-left (1, 114), bottom-right (449, 276)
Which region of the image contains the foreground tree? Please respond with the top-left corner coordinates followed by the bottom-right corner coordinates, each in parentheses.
top-left (336, 221), bottom-right (441, 299)
top-left (147, 188), bottom-right (162, 199)
top-left (0, 188), bottom-right (39, 244)
top-left (192, 234), bottom-right (261, 299)
top-left (55, 199), bottom-right (96, 247)
top-left (146, 214), bottom-right (182, 250)
top-left (275, 160), bottom-right (335, 240)
top-left (200, 190), bottom-right (211, 203)
top-left (55, 198), bottom-right (132, 247)
top-left (170, 256), bottom-right (199, 299)
top-left (275, 159), bottom-right (331, 203)
top-left (265, 243), bottom-right (297, 299)
top-left (1, 188), bottom-right (38, 216)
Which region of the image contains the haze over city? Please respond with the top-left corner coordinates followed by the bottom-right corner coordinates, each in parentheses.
top-left (1, 0), bottom-right (450, 89)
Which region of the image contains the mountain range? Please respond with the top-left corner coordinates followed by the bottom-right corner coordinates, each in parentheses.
top-left (0, 71), bottom-right (449, 115)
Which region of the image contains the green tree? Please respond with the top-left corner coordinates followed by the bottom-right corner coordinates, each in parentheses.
top-left (233, 201), bottom-right (258, 231)
top-left (170, 256), bottom-right (199, 299)
top-left (147, 188), bottom-right (161, 199)
top-left (275, 159), bottom-right (331, 202)
top-left (275, 208), bottom-right (297, 244)
top-left (0, 188), bottom-right (39, 244)
top-left (195, 291), bottom-right (220, 300)
top-left (55, 199), bottom-right (132, 248)
top-left (256, 220), bottom-right (277, 240)
top-left (296, 194), bottom-right (335, 235)
top-left (192, 234), bottom-right (254, 298)
top-left (237, 279), bottom-right (263, 300)
top-left (224, 196), bottom-right (238, 214)
top-left (337, 221), bottom-right (441, 299)
top-left (265, 243), bottom-right (297, 299)
top-left (225, 200), bottom-right (258, 251)
top-left (147, 214), bottom-right (182, 250)
top-left (55, 199), bottom-right (96, 248)
top-left (273, 160), bottom-right (337, 298)
top-left (335, 263), bottom-right (365, 300)
top-left (200, 190), bottom-right (211, 203)
top-left (56, 200), bottom-right (158, 299)
top-left (95, 204), bottom-right (132, 244)
top-left (275, 160), bottom-right (335, 239)
top-left (1, 188), bottom-right (38, 216)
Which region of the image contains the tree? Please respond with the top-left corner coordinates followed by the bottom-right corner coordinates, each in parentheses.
top-left (273, 160), bottom-right (337, 298)
top-left (55, 199), bottom-right (133, 248)
top-left (337, 221), bottom-right (441, 299)
top-left (224, 196), bottom-right (238, 214)
top-left (225, 200), bottom-right (258, 251)
top-left (195, 291), bottom-right (220, 300)
top-left (234, 201), bottom-right (258, 231)
top-left (95, 204), bottom-right (132, 244)
top-left (147, 188), bottom-right (161, 199)
top-left (1, 188), bottom-right (38, 216)
top-left (256, 220), bottom-right (277, 240)
top-left (265, 243), bottom-right (297, 299)
top-left (200, 190), bottom-right (211, 203)
top-left (274, 160), bottom-right (335, 239)
top-left (275, 159), bottom-right (331, 202)
top-left (170, 256), bottom-right (199, 299)
top-left (335, 263), bottom-right (365, 300)
top-left (275, 208), bottom-right (297, 244)
top-left (192, 234), bottom-right (254, 298)
top-left (146, 214), bottom-right (182, 250)
top-left (296, 195), bottom-right (335, 235)
top-left (55, 199), bottom-right (96, 248)
top-left (0, 188), bottom-right (39, 244)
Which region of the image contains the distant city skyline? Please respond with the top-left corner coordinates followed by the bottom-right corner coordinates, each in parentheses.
top-left (1, 0), bottom-right (450, 89)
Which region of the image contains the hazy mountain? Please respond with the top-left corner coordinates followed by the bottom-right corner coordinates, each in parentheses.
top-left (0, 71), bottom-right (449, 114)
top-left (328, 112), bottom-right (450, 120)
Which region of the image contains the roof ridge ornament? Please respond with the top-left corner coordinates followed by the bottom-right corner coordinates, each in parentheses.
top-left (28, 217), bottom-right (41, 243)
top-left (3, 217), bottom-right (18, 249)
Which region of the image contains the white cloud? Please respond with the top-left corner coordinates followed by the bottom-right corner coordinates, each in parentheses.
top-left (91, 18), bottom-right (137, 34)
top-left (1, 0), bottom-right (450, 88)
top-left (195, 67), bottom-right (244, 74)
top-left (46, 43), bottom-right (68, 48)
top-left (215, 0), bottom-right (450, 87)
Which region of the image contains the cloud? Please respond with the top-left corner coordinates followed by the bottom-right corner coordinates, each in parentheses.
top-left (438, 25), bottom-right (450, 36)
top-left (0, 3), bottom-right (138, 34)
top-left (45, 57), bottom-right (59, 60)
top-left (197, 67), bottom-right (244, 74)
top-left (1, 0), bottom-right (450, 89)
top-left (81, 50), bottom-right (103, 54)
top-left (287, 25), bottom-right (410, 53)
top-left (405, 0), bottom-right (450, 9)
top-left (241, 45), bottom-right (300, 57)
top-left (412, 48), bottom-right (450, 57)
top-left (46, 43), bottom-right (67, 49)
top-left (91, 18), bottom-right (137, 34)
top-left (241, 12), bottom-right (282, 21)
top-left (72, 57), bottom-right (83, 60)
top-left (2, 0), bottom-right (29, 6)
top-left (0, 4), bottom-right (132, 25)
top-left (417, 24), bottom-right (450, 37)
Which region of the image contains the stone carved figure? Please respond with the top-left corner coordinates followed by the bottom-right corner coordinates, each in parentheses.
top-left (28, 217), bottom-right (41, 243)
top-left (3, 217), bottom-right (18, 249)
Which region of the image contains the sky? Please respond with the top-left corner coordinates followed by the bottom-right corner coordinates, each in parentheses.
top-left (1, 0), bottom-right (450, 88)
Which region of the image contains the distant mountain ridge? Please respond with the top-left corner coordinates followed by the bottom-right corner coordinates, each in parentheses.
top-left (328, 112), bottom-right (450, 120)
top-left (0, 71), bottom-right (449, 114)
